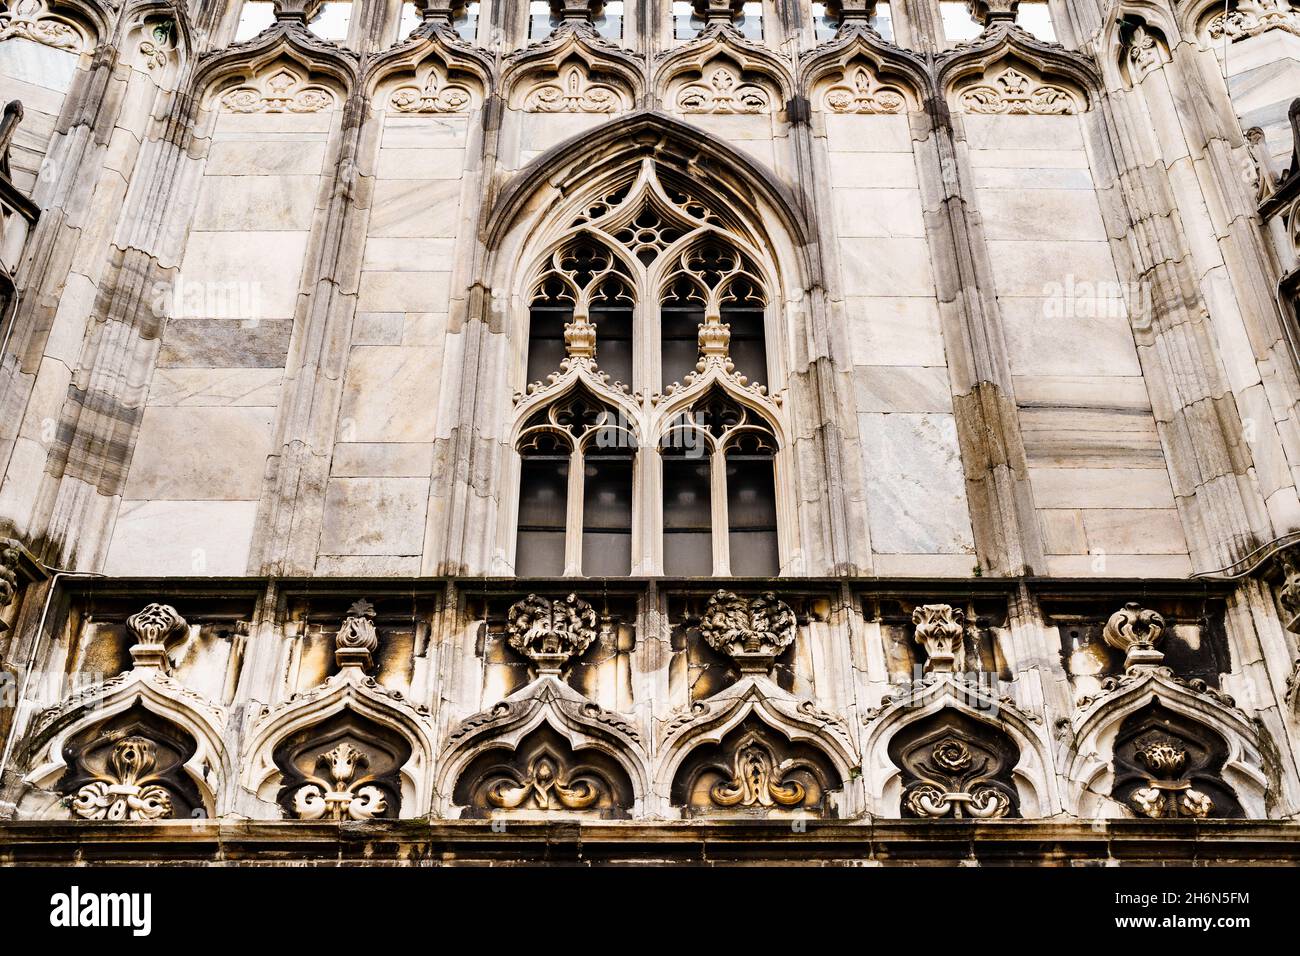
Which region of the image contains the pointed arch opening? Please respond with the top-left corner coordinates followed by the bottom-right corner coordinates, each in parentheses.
top-left (493, 114), bottom-right (809, 578)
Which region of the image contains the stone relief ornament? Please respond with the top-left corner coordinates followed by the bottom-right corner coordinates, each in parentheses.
top-left (523, 64), bottom-right (625, 113)
top-left (290, 742), bottom-right (390, 820)
top-left (0, 0), bottom-right (81, 51)
top-left (219, 67), bottom-right (336, 114)
top-left (1102, 601), bottom-right (1166, 670)
top-left (389, 66), bottom-right (473, 113)
top-left (1125, 24), bottom-right (1165, 83)
top-left (272, 712), bottom-right (410, 820)
top-left (891, 712), bottom-right (1020, 819)
top-left (125, 602), bottom-right (189, 673)
top-left (70, 736), bottom-right (174, 821)
top-left (676, 67), bottom-right (770, 114)
top-left (1110, 704), bottom-right (1244, 819)
top-left (1129, 742), bottom-right (1214, 818)
top-left (1207, 0), bottom-right (1300, 42)
top-left (137, 18), bottom-right (174, 71)
top-left (335, 598), bottom-right (379, 670)
top-left (454, 726), bottom-right (634, 817)
top-left (671, 719), bottom-right (843, 815)
top-left (823, 66), bottom-right (905, 114)
top-left (485, 749), bottom-right (611, 810)
top-left (699, 590), bottom-right (796, 674)
top-left (959, 67), bottom-right (1076, 115)
top-left (507, 593), bottom-right (599, 674)
top-left (707, 731), bottom-right (809, 808)
top-left (911, 604), bottom-right (965, 673)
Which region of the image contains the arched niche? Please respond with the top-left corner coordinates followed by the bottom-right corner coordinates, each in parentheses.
top-left (670, 716), bottom-right (843, 818)
top-left (886, 708), bottom-right (1021, 820)
top-left (1110, 701), bottom-right (1245, 819)
top-left (271, 709), bottom-right (412, 821)
top-left (452, 724), bottom-right (635, 819)
top-left (54, 703), bottom-right (205, 821)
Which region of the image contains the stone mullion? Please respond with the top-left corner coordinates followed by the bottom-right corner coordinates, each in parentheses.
top-left (915, 98), bottom-right (1045, 576)
top-left (1091, 78), bottom-right (1273, 572)
top-left (0, 41), bottom-right (126, 545)
top-left (423, 71), bottom-right (508, 576)
top-left (1222, 580), bottom-right (1300, 814)
top-left (783, 49), bottom-right (868, 575)
top-left (247, 87), bottom-right (375, 575)
top-left (26, 68), bottom-right (217, 569)
top-left (1163, 39), bottom-right (1300, 523)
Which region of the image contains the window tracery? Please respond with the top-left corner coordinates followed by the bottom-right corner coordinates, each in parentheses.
top-left (512, 159), bottom-right (784, 577)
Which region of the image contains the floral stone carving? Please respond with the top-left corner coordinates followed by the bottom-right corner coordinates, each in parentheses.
top-left (71, 737), bottom-right (175, 821)
top-left (960, 67), bottom-right (1075, 116)
top-left (291, 742), bottom-right (390, 820)
top-left (671, 719), bottom-right (842, 816)
top-left (335, 598), bottom-right (379, 670)
top-left (911, 604), bottom-right (965, 673)
top-left (699, 590), bottom-right (796, 674)
top-left (126, 602), bottom-right (189, 672)
top-left (890, 711), bottom-right (1020, 819)
top-left (1103, 601), bottom-right (1166, 670)
top-left (507, 593), bottom-right (598, 674)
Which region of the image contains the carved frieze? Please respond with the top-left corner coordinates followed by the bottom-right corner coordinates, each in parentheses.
top-left (1111, 704), bottom-right (1244, 819)
top-left (959, 67), bottom-right (1076, 115)
top-left (889, 710), bottom-right (1020, 819)
top-left (676, 66), bottom-right (770, 114)
top-left (453, 725), bottom-right (633, 817)
top-left (219, 67), bottom-right (336, 114)
top-left (823, 66), bottom-right (905, 114)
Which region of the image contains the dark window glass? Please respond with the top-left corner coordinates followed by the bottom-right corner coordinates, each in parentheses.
top-left (582, 447), bottom-right (634, 575)
top-left (517, 448), bottom-right (569, 576)
top-left (723, 305), bottom-right (766, 386)
top-left (663, 452), bottom-right (712, 576)
top-left (527, 301), bottom-right (571, 386)
top-left (726, 445), bottom-right (778, 576)
top-left (661, 287), bottom-right (702, 390)
top-left (591, 299), bottom-right (633, 387)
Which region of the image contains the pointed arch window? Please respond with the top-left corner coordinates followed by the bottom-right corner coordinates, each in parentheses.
top-left (512, 159), bottom-right (785, 577)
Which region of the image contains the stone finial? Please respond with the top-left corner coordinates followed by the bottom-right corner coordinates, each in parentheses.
top-left (126, 603), bottom-right (188, 672)
top-left (270, 0), bottom-right (325, 22)
top-left (507, 593), bottom-right (598, 675)
top-left (699, 590), bottom-right (797, 674)
top-left (698, 318), bottom-right (731, 360)
top-left (550, 0), bottom-right (604, 23)
top-left (412, 0), bottom-right (466, 23)
top-left (564, 315), bottom-right (597, 360)
top-left (911, 604), bottom-right (965, 673)
top-left (1103, 602), bottom-right (1166, 670)
top-left (824, 0), bottom-right (878, 27)
top-left (336, 599), bottom-right (379, 670)
top-left (692, 0), bottom-right (744, 25)
top-left (968, 0), bottom-right (1018, 26)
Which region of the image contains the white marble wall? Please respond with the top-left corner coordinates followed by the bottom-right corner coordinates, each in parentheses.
top-left (104, 103), bottom-right (333, 574)
top-left (825, 110), bottom-right (978, 577)
top-left (967, 111), bottom-right (1191, 576)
